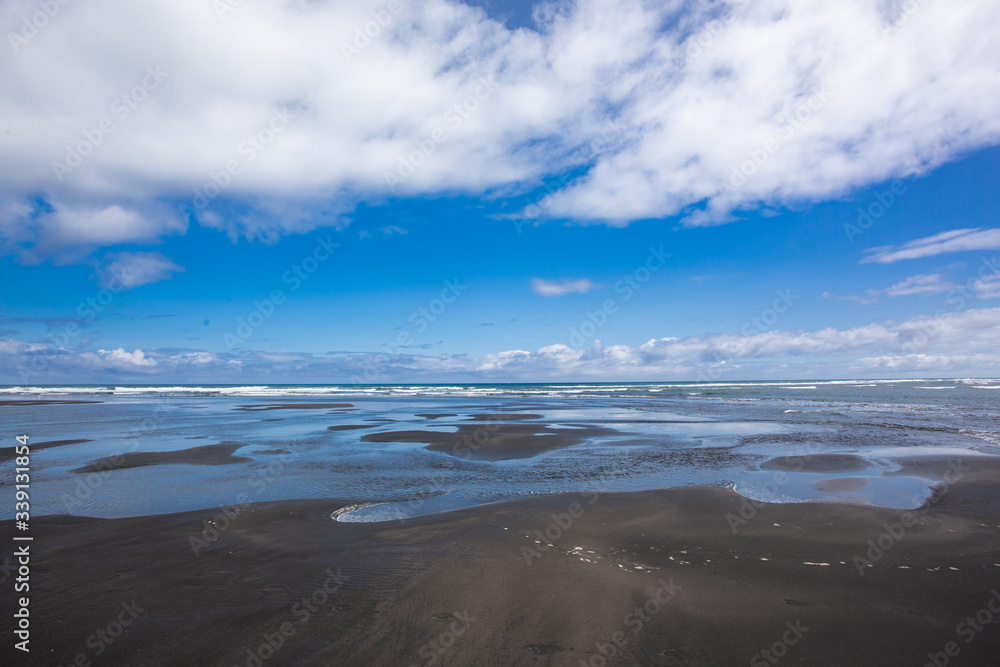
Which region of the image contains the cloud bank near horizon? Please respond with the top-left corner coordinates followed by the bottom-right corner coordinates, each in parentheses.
top-left (5, 306), bottom-right (1000, 383)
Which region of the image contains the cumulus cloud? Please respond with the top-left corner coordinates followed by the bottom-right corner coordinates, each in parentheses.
top-left (531, 277), bottom-right (600, 297)
top-left (94, 251), bottom-right (185, 289)
top-left (1, 199), bottom-right (187, 263)
top-left (1, 0), bottom-right (999, 258)
top-left (862, 228), bottom-right (1000, 264)
top-left (5, 307), bottom-right (1000, 382)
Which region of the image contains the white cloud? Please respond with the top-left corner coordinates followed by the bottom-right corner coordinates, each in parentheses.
top-left (884, 273), bottom-right (956, 297)
top-left (1, 0), bottom-right (998, 257)
top-left (822, 273), bottom-right (956, 304)
top-left (531, 278), bottom-right (600, 297)
top-left (821, 289), bottom-right (882, 305)
top-left (862, 228), bottom-right (1000, 264)
top-left (974, 272), bottom-right (1000, 299)
top-left (94, 251), bottom-right (185, 289)
top-left (6, 307), bottom-right (1000, 382)
top-left (80, 348), bottom-right (157, 370)
top-left (1, 200), bottom-right (187, 263)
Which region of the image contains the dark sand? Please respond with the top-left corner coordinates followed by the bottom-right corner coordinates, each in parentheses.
top-left (812, 477), bottom-right (870, 493)
top-left (0, 438), bottom-right (91, 461)
top-left (235, 403), bottom-right (354, 411)
top-left (70, 442), bottom-right (253, 473)
top-left (361, 424), bottom-right (619, 460)
top-left (327, 424), bottom-right (375, 431)
top-left (761, 453), bottom-right (871, 473)
top-left (4, 465), bottom-right (1000, 666)
top-left (0, 399), bottom-right (102, 406)
top-left (464, 413), bottom-right (543, 421)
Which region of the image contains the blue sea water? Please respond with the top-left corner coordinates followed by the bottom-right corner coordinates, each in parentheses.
top-left (2, 379), bottom-right (998, 521)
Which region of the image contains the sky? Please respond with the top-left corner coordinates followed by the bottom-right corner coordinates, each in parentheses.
top-left (2, 0), bottom-right (1000, 383)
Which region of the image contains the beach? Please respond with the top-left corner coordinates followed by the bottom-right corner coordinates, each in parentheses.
top-left (4, 470), bottom-right (1000, 666)
top-left (2, 382), bottom-right (1000, 665)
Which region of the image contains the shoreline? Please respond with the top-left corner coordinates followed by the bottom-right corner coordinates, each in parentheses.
top-left (4, 469), bottom-right (1000, 666)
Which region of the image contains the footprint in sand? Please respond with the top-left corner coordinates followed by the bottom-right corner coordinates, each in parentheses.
top-left (782, 598), bottom-right (816, 607)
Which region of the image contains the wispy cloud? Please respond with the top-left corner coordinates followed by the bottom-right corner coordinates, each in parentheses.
top-left (821, 290), bottom-right (881, 305)
top-left (885, 273), bottom-right (956, 297)
top-left (531, 278), bottom-right (600, 297)
top-left (94, 251), bottom-right (185, 289)
top-left (823, 273), bottom-right (955, 304)
top-left (974, 272), bottom-right (1000, 299)
top-left (862, 229), bottom-right (1000, 264)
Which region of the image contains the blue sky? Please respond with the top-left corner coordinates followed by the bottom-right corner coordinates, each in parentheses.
top-left (2, 0), bottom-right (1000, 382)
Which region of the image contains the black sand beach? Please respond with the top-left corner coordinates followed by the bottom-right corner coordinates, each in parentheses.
top-left (361, 423), bottom-right (620, 461)
top-left (4, 460), bottom-right (1000, 666)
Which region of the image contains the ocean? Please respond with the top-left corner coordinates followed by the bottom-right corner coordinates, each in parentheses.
top-left (3, 379), bottom-right (999, 521)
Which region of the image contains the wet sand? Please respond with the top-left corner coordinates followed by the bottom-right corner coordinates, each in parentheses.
top-left (70, 442), bottom-right (253, 473)
top-left (464, 413), bottom-right (542, 421)
top-left (235, 403), bottom-right (354, 411)
top-left (0, 438), bottom-right (91, 461)
top-left (812, 477), bottom-right (871, 493)
top-left (761, 453), bottom-right (871, 473)
top-left (0, 399), bottom-right (102, 406)
top-left (361, 423), bottom-right (619, 460)
top-left (3, 465), bottom-right (999, 666)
